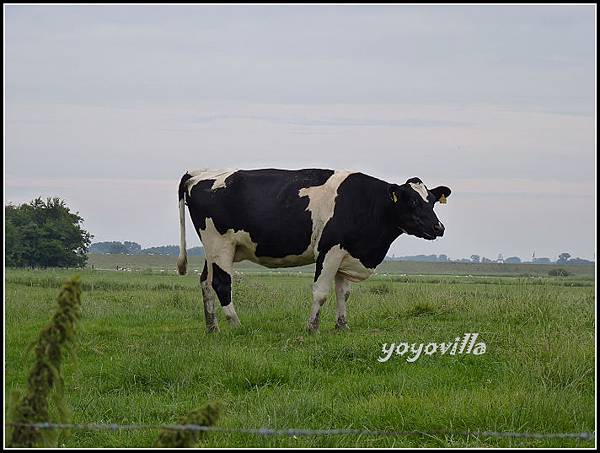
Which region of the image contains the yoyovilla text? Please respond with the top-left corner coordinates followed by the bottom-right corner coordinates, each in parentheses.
top-left (378, 333), bottom-right (487, 363)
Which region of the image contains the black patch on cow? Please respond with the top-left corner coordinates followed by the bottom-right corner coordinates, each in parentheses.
top-left (200, 261), bottom-right (208, 282)
top-left (186, 169), bottom-right (334, 258)
top-left (314, 252), bottom-right (326, 282)
top-left (317, 173), bottom-right (401, 272)
top-left (178, 173), bottom-right (193, 201)
top-left (211, 263), bottom-right (232, 307)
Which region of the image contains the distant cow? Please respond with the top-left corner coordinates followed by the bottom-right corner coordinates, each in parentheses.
top-left (177, 169), bottom-right (451, 333)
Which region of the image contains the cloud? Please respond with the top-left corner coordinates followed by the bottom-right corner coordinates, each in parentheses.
top-left (188, 114), bottom-right (470, 128)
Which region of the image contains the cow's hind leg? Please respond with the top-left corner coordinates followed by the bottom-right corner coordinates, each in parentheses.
top-left (212, 262), bottom-right (241, 327)
top-left (334, 273), bottom-right (351, 330)
top-left (200, 261), bottom-right (220, 333)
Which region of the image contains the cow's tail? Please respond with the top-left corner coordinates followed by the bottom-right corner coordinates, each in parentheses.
top-left (177, 173), bottom-right (192, 275)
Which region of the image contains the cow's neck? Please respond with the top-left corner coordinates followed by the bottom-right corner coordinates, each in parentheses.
top-left (342, 213), bottom-right (402, 269)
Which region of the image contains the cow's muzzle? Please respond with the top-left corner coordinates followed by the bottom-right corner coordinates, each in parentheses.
top-left (433, 222), bottom-right (445, 237)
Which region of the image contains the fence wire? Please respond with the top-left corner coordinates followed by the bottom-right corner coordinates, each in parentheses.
top-left (5, 422), bottom-right (595, 441)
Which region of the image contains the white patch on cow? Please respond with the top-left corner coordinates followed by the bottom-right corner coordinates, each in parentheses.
top-left (338, 253), bottom-right (375, 282)
top-left (223, 303), bottom-right (241, 326)
top-left (199, 218), bottom-right (238, 273)
top-left (185, 169), bottom-right (236, 196)
top-left (409, 182), bottom-right (429, 202)
top-left (299, 170), bottom-right (354, 252)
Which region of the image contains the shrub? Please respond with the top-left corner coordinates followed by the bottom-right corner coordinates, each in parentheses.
top-left (369, 282), bottom-right (393, 295)
top-left (549, 268), bottom-right (571, 277)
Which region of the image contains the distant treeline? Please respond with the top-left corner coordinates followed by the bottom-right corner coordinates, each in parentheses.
top-left (388, 253), bottom-right (593, 265)
top-left (390, 254), bottom-right (450, 263)
top-left (89, 241), bottom-right (204, 256)
top-left (90, 242), bottom-right (593, 265)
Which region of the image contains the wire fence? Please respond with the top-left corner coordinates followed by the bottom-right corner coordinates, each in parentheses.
top-left (5, 422), bottom-right (595, 442)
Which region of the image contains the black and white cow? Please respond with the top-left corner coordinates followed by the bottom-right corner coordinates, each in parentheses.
top-left (177, 169), bottom-right (451, 333)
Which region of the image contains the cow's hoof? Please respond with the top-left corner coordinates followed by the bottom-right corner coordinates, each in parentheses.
top-left (226, 317), bottom-right (241, 327)
top-left (206, 325), bottom-right (220, 333)
top-left (307, 322), bottom-right (320, 334)
top-left (335, 322), bottom-right (349, 331)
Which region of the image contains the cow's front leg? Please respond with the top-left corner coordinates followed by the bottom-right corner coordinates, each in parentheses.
top-left (200, 262), bottom-right (220, 333)
top-left (308, 291), bottom-right (327, 333)
top-left (212, 262), bottom-right (241, 327)
top-left (308, 246), bottom-right (345, 333)
top-left (334, 273), bottom-right (351, 330)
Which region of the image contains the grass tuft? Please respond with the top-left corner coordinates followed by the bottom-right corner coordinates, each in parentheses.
top-left (154, 402), bottom-right (222, 447)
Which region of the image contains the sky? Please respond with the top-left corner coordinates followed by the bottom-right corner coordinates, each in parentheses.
top-left (4, 4), bottom-right (596, 261)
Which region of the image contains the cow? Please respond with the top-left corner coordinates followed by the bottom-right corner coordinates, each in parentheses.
top-left (177, 168), bottom-right (451, 333)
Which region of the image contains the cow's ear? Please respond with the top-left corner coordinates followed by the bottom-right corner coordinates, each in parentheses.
top-left (388, 184), bottom-right (402, 204)
top-left (430, 186), bottom-right (451, 204)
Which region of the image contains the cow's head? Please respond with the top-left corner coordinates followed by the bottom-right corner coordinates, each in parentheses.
top-left (388, 177), bottom-right (451, 240)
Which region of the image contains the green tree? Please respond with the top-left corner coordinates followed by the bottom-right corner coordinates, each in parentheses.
top-left (5, 198), bottom-right (93, 268)
top-left (557, 252), bottom-right (571, 264)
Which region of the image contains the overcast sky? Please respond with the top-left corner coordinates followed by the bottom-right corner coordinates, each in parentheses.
top-left (4, 5), bottom-right (596, 261)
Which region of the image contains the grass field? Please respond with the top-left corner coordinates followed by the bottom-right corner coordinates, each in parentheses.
top-left (4, 258), bottom-right (596, 448)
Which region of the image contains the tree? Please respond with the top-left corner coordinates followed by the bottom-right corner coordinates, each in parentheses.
top-left (123, 241), bottom-right (142, 254)
top-left (89, 241), bottom-right (142, 254)
top-left (504, 256), bottom-right (522, 264)
top-left (5, 198), bottom-right (93, 268)
top-left (557, 252), bottom-right (571, 264)
top-left (88, 242), bottom-right (205, 256)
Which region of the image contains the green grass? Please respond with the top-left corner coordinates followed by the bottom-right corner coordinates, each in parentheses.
top-left (4, 264), bottom-right (595, 448)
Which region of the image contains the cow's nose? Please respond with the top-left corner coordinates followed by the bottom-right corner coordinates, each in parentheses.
top-left (433, 222), bottom-right (445, 235)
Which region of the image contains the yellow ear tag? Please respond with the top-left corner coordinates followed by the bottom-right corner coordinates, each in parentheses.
top-left (391, 192), bottom-right (398, 203)
top-left (439, 194), bottom-right (447, 204)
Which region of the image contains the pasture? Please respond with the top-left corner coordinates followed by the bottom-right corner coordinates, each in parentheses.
top-left (4, 259), bottom-right (595, 448)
